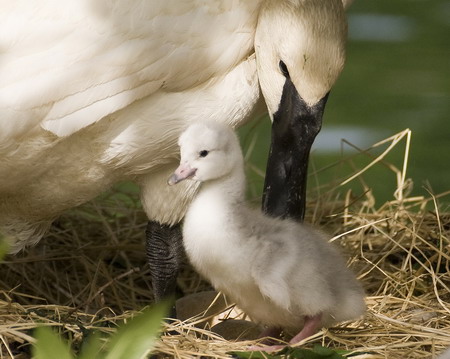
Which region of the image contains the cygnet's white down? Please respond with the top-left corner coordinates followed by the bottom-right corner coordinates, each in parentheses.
top-left (168, 122), bottom-right (365, 351)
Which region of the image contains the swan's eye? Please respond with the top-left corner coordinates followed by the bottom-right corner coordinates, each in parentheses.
top-left (279, 60), bottom-right (290, 78)
top-left (199, 150), bottom-right (209, 158)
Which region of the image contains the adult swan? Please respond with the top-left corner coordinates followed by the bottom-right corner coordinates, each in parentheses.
top-left (0, 0), bottom-right (351, 302)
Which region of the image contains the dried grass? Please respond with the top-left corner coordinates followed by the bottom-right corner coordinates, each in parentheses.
top-left (1, 129), bottom-right (449, 358)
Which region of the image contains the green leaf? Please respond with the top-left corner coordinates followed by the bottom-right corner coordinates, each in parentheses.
top-left (104, 301), bottom-right (170, 359)
top-left (232, 345), bottom-right (346, 359)
top-left (312, 345), bottom-right (348, 357)
top-left (78, 331), bottom-right (104, 359)
top-left (33, 327), bottom-right (74, 359)
top-left (232, 351), bottom-right (283, 359)
top-left (288, 345), bottom-right (346, 359)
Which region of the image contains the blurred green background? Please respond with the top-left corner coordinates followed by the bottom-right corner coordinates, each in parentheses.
top-left (240, 0), bottom-right (450, 207)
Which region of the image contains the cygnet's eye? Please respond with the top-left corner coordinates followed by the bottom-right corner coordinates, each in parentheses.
top-left (199, 150), bottom-right (209, 158)
top-left (279, 60), bottom-right (290, 78)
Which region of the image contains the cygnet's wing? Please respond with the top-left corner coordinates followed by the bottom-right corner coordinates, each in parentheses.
top-left (250, 232), bottom-right (294, 310)
top-left (245, 213), bottom-right (303, 311)
top-left (247, 212), bottom-right (339, 314)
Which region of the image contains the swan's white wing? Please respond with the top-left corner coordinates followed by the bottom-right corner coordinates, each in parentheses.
top-left (0, 0), bottom-right (259, 138)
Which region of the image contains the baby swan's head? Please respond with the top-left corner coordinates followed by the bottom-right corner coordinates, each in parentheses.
top-left (168, 122), bottom-right (242, 185)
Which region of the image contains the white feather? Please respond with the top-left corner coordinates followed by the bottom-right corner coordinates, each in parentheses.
top-left (0, 0), bottom-right (351, 252)
top-left (0, 0), bottom-right (260, 138)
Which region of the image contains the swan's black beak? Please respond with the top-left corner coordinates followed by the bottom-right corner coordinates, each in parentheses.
top-left (262, 77), bottom-right (329, 221)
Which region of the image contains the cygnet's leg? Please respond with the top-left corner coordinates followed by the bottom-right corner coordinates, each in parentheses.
top-left (146, 221), bottom-right (184, 310)
top-left (248, 314), bottom-right (322, 353)
top-left (288, 313), bottom-right (322, 345)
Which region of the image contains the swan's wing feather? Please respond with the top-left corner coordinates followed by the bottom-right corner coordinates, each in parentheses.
top-left (0, 0), bottom-right (258, 137)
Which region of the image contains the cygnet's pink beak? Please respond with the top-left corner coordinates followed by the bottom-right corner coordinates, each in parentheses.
top-left (167, 163), bottom-right (197, 185)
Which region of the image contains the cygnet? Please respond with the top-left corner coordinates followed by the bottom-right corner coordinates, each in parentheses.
top-left (168, 122), bottom-right (365, 351)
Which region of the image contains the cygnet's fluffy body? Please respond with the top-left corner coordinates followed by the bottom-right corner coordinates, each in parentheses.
top-left (169, 122), bottom-right (365, 344)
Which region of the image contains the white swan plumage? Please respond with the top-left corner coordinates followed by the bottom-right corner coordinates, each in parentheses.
top-left (0, 0), bottom-right (351, 257)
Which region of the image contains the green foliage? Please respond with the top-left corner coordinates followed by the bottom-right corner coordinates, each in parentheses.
top-left (33, 301), bottom-right (169, 359)
top-left (78, 332), bottom-right (103, 359)
top-left (34, 326), bottom-right (74, 359)
top-left (233, 344), bottom-right (348, 359)
top-left (104, 302), bottom-right (168, 359)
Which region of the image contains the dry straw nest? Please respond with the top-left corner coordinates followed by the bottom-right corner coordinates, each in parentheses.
top-left (1, 129), bottom-right (449, 358)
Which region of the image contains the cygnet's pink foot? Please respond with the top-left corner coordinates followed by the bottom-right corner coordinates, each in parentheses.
top-left (247, 314), bottom-right (322, 353)
top-left (288, 313), bottom-right (322, 345)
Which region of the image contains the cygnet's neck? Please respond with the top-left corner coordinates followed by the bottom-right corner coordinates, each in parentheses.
top-left (199, 166), bottom-right (245, 202)
top-left (193, 165), bottom-right (246, 211)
